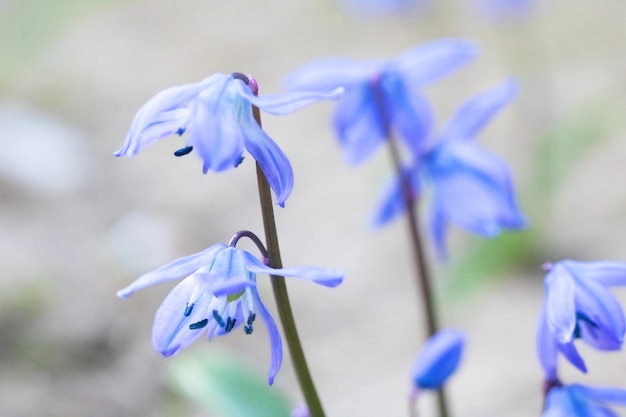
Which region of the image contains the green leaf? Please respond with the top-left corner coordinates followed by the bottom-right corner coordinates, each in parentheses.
top-left (169, 350), bottom-right (292, 417)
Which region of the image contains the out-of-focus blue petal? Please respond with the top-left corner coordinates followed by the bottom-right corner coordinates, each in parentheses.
top-left (241, 115), bottom-right (294, 207)
top-left (116, 244), bottom-right (227, 298)
top-left (536, 305), bottom-right (558, 380)
top-left (563, 260), bottom-right (626, 287)
top-left (542, 387), bottom-right (575, 417)
top-left (151, 276), bottom-right (211, 357)
top-left (340, 0), bottom-right (421, 15)
top-left (332, 84), bottom-right (386, 164)
top-left (236, 81), bottom-right (344, 116)
top-left (575, 384), bottom-right (626, 407)
top-left (572, 276), bottom-right (624, 350)
top-left (545, 264), bottom-right (577, 344)
top-left (284, 58), bottom-right (381, 91)
top-left (251, 287), bottom-right (282, 385)
top-left (429, 204), bottom-right (449, 260)
top-left (370, 165), bottom-right (420, 227)
top-left (381, 74), bottom-right (433, 156)
top-left (241, 251), bottom-right (344, 288)
top-left (411, 329), bottom-right (465, 390)
top-left (390, 39), bottom-right (479, 86)
top-left (189, 81), bottom-right (246, 173)
top-left (441, 79), bottom-right (517, 141)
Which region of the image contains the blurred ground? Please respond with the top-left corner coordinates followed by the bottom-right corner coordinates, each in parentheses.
top-left (1, 0), bottom-right (626, 416)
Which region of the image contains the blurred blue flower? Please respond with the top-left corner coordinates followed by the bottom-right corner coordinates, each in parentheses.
top-left (478, 0), bottom-right (535, 20)
top-left (411, 329), bottom-right (465, 390)
top-left (339, 0), bottom-right (425, 15)
top-left (372, 80), bottom-right (526, 257)
top-left (117, 243), bottom-right (344, 385)
top-left (543, 383), bottom-right (626, 417)
top-left (537, 260), bottom-right (626, 380)
top-left (115, 72), bottom-right (342, 206)
top-left (284, 39), bottom-right (478, 165)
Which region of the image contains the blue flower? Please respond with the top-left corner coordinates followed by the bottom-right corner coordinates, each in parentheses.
top-left (339, 0), bottom-right (425, 15)
top-left (284, 39), bottom-right (478, 165)
top-left (372, 80), bottom-right (526, 257)
top-left (115, 72), bottom-right (342, 206)
top-left (478, 0), bottom-right (535, 20)
top-left (536, 260), bottom-right (626, 380)
top-left (543, 383), bottom-right (626, 417)
top-left (411, 329), bottom-right (465, 390)
top-left (116, 243), bottom-right (344, 385)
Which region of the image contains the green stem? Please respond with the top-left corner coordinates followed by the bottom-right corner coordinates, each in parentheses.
top-left (386, 138), bottom-right (450, 417)
top-left (252, 106), bottom-right (326, 417)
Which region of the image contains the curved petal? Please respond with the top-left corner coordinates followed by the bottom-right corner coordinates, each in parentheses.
top-left (116, 244), bottom-right (227, 298)
top-left (251, 287), bottom-right (282, 385)
top-left (545, 264), bottom-right (577, 344)
top-left (574, 384), bottom-right (626, 407)
top-left (371, 165), bottom-right (420, 228)
top-left (440, 79), bottom-right (517, 141)
top-left (283, 57), bottom-right (381, 91)
top-left (411, 329), bottom-right (465, 390)
top-left (536, 305), bottom-right (558, 380)
top-left (557, 340), bottom-right (587, 373)
top-left (381, 74), bottom-right (433, 157)
top-left (390, 39), bottom-right (479, 86)
top-left (188, 82), bottom-right (246, 172)
top-left (572, 275), bottom-right (625, 350)
top-left (563, 260), bottom-right (626, 287)
top-left (195, 248), bottom-right (257, 296)
top-left (235, 81), bottom-right (344, 116)
top-left (116, 75), bottom-right (221, 157)
top-left (542, 388), bottom-right (575, 417)
top-left (151, 276), bottom-right (212, 357)
top-left (332, 84), bottom-right (386, 164)
top-left (241, 115), bottom-right (294, 207)
top-left (241, 251), bottom-right (344, 288)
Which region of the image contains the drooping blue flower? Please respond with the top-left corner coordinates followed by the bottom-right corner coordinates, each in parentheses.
top-left (372, 80), bottom-right (526, 257)
top-left (284, 39), bottom-right (478, 165)
top-left (543, 383), bottom-right (626, 417)
top-left (411, 329), bottom-right (465, 390)
top-left (536, 260), bottom-right (626, 380)
top-left (116, 242), bottom-right (344, 385)
top-left (115, 72), bottom-right (342, 206)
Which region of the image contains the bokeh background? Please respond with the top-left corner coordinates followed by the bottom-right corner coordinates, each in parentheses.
top-left (1, 0), bottom-right (625, 416)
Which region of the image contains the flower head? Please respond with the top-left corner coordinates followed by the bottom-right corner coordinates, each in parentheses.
top-left (284, 39), bottom-right (478, 164)
top-left (543, 383), bottom-right (626, 417)
top-left (115, 72), bottom-right (342, 206)
top-left (411, 329), bottom-right (465, 390)
top-left (117, 238), bottom-right (344, 385)
top-left (372, 80), bottom-right (526, 257)
top-left (537, 260), bottom-right (626, 380)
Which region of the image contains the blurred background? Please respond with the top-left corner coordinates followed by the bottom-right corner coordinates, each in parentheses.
top-left (1, 0), bottom-right (625, 416)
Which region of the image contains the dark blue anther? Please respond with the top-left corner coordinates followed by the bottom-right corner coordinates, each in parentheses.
top-left (234, 155), bottom-right (245, 167)
top-left (244, 325), bottom-right (253, 335)
top-left (184, 303), bottom-right (194, 317)
top-left (176, 127), bottom-right (186, 136)
top-left (225, 317), bottom-right (237, 333)
top-left (212, 310), bottom-right (225, 327)
top-left (573, 312), bottom-right (598, 339)
top-left (247, 313), bottom-right (256, 326)
top-left (174, 145), bottom-right (193, 157)
top-left (189, 318), bottom-right (208, 330)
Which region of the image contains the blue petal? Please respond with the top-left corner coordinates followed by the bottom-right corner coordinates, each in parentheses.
top-left (116, 244), bottom-right (227, 298)
top-left (195, 247), bottom-right (256, 296)
top-left (557, 340), bottom-right (587, 373)
top-left (284, 57), bottom-right (382, 91)
top-left (571, 273), bottom-right (625, 350)
top-left (440, 79), bottom-right (517, 141)
top-left (239, 113), bottom-right (294, 207)
top-left (151, 276), bottom-right (211, 357)
top-left (429, 203), bottom-right (449, 260)
top-left (574, 384), bottom-right (626, 407)
top-left (370, 165), bottom-right (420, 227)
top-left (536, 305), bottom-right (558, 380)
top-left (188, 80), bottom-right (246, 172)
top-left (563, 260), bottom-right (626, 287)
top-left (542, 387), bottom-right (575, 417)
top-left (545, 263), bottom-right (577, 344)
top-left (390, 39), bottom-right (479, 86)
top-left (115, 75), bottom-right (220, 157)
top-left (251, 287), bottom-right (282, 385)
top-left (235, 81), bottom-right (344, 116)
top-left (332, 83), bottom-right (386, 164)
top-left (380, 74), bottom-right (433, 157)
top-left (241, 251), bottom-right (344, 288)
top-left (411, 329), bottom-right (465, 390)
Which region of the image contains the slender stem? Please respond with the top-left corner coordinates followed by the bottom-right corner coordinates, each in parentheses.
top-left (251, 105), bottom-right (326, 417)
top-left (386, 138), bottom-right (450, 417)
